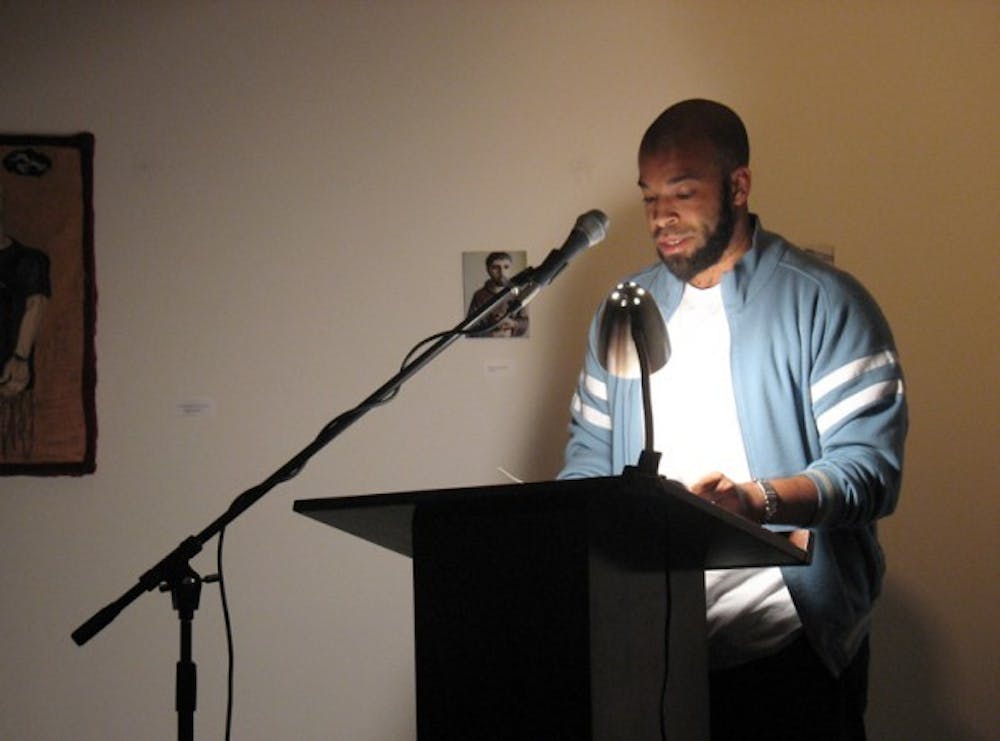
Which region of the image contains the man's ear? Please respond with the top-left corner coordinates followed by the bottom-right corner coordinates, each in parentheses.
top-left (730, 166), bottom-right (751, 207)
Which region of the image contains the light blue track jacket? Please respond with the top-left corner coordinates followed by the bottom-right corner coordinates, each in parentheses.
top-left (558, 218), bottom-right (908, 675)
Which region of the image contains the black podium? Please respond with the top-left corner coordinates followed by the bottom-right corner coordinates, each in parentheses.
top-left (294, 467), bottom-right (810, 740)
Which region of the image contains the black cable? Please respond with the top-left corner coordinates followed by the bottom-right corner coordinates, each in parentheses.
top-left (348, 306), bottom-right (519, 410)
top-left (217, 527), bottom-right (234, 741)
top-left (212, 317), bottom-right (505, 737)
top-left (659, 530), bottom-right (672, 741)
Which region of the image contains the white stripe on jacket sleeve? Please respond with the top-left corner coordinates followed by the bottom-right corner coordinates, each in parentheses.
top-left (572, 392), bottom-right (612, 430)
top-left (816, 379), bottom-right (903, 435)
top-left (811, 350), bottom-right (897, 404)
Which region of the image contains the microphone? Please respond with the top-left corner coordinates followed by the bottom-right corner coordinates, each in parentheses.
top-left (511, 210), bottom-right (609, 308)
top-left (533, 209), bottom-right (609, 287)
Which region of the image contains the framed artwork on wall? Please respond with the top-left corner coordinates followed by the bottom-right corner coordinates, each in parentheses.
top-left (0, 133), bottom-right (96, 475)
top-left (462, 250), bottom-right (530, 338)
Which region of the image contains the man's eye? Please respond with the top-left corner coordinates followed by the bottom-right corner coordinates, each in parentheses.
top-left (676, 190), bottom-right (694, 200)
top-left (642, 195), bottom-right (655, 204)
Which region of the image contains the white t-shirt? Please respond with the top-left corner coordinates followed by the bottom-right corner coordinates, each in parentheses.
top-left (650, 283), bottom-right (801, 669)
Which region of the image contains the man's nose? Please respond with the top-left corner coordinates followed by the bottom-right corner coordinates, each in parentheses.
top-left (651, 202), bottom-right (679, 228)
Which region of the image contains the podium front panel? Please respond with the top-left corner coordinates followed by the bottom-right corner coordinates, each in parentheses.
top-left (294, 472), bottom-right (808, 739)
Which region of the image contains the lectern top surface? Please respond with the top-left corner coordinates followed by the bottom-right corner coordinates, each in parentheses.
top-left (293, 472), bottom-right (810, 570)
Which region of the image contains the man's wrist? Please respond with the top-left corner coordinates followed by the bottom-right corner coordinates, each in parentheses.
top-left (753, 478), bottom-right (780, 524)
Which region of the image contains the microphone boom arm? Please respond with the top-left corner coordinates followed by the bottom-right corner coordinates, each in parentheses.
top-left (72, 209), bottom-right (608, 648)
top-left (71, 276), bottom-right (524, 647)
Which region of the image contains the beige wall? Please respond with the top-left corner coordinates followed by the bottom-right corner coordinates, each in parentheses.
top-left (1, 2), bottom-right (996, 738)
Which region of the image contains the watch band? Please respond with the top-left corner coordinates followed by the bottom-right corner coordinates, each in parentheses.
top-left (753, 478), bottom-right (779, 524)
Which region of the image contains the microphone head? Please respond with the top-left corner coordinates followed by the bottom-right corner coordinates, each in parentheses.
top-left (575, 209), bottom-right (610, 247)
top-left (597, 281), bottom-right (670, 378)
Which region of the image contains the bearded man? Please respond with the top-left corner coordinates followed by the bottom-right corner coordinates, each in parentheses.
top-left (559, 99), bottom-right (907, 739)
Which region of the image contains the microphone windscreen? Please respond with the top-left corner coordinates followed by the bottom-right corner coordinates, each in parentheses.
top-left (575, 209), bottom-right (610, 247)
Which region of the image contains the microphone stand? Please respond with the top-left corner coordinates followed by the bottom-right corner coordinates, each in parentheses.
top-left (71, 274), bottom-right (537, 741)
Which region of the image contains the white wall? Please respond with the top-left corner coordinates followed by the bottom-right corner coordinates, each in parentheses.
top-left (1, 2), bottom-right (997, 739)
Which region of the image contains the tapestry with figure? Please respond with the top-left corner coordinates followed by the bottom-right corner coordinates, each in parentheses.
top-left (0, 133), bottom-right (96, 475)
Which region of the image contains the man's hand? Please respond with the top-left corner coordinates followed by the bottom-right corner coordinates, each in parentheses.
top-left (690, 472), bottom-right (764, 522)
top-left (0, 356), bottom-right (31, 397)
top-left (691, 472), bottom-right (821, 526)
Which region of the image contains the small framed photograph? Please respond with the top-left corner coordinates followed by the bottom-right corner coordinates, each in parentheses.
top-left (462, 250), bottom-right (530, 338)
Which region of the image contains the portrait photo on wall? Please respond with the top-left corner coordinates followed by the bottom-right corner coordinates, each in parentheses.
top-left (461, 250), bottom-right (529, 338)
top-left (0, 133), bottom-right (96, 475)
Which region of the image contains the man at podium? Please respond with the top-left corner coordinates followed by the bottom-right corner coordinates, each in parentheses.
top-left (560, 99), bottom-right (907, 739)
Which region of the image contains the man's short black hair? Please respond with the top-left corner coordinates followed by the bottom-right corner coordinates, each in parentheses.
top-left (485, 251), bottom-right (512, 267)
top-left (639, 99), bottom-right (750, 173)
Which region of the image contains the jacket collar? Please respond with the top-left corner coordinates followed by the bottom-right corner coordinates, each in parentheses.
top-left (722, 215), bottom-right (788, 310)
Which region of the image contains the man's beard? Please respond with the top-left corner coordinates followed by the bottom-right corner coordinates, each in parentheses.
top-left (658, 182), bottom-right (736, 282)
